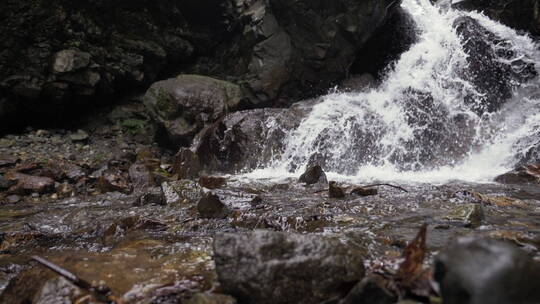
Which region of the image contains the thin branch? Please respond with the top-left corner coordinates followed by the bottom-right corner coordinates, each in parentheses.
top-left (32, 256), bottom-right (121, 303)
top-left (362, 183), bottom-right (409, 193)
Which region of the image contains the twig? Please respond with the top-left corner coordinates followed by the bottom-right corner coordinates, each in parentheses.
top-left (311, 183), bottom-right (408, 194)
top-left (31, 256), bottom-right (121, 304)
top-left (362, 183), bottom-right (409, 193)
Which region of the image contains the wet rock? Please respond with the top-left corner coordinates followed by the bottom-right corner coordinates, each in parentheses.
top-left (350, 187), bottom-right (378, 197)
top-left (197, 193), bottom-right (228, 219)
top-left (144, 75), bottom-right (245, 147)
top-left (435, 237), bottom-right (540, 304)
top-left (186, 293), bottom-right (237, 304)
top-left (339, 276), bottom-right (395, 304)
top-left (96, 167), bottom-right (131, 193)
top-left (0, 155), bottom-right (19, 167)
top-left (135, 187), bottom-right (165, 206)
top-left (172, 148), bottom-right (202, 179)
top-left (251, 196), bottom-right (263, 205)
top-left (55, 182), bottom-right (75, 198)
top-left (162, 181), bottom-right (181, 205)
top-left (170, 179), bottom-right (204, 204)
top-left (453, 0), bottom-right (540, 36)
top-left (226, 0), bottom-right (399, 106)
top-left (329, 181), bottom-right (346, 199)
top-left (69, 130), bottom-right (89, 142)
top-left (454, 16), bottom-right (537, 113)
top-left (444, 203), bottom-right (484, 228)
top-left (339, 74), bottom-right (377, 92)
top-left (199, 176), bottom-right (227, 189)
top-left (213, 230), bottom-right (365, 304)
top-left (52, 50), bottom-right (91, 74)
top-left (192, 105), bottom-right (309, 173)
top-left (0, 174), bottom-right (15, 190)
top-left (6, 194), bottom-right (21, 204)
top-left (6, 172), bottom-right (55, 194)
top-left (0, 266), bottom-right (56, 304)
top-left (495, 164), bottom-right (540, 184)
top-left (129, 163), bottom-right (155, 191)
top-left (299, 165), bottom-right (328, 185)
top-left (33, 276), bottom-right (84, 304)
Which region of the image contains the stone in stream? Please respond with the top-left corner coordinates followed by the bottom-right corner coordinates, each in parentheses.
top-left (197, 193), bottom-right (228, 219)
top-left (134, 187), bottom-right (165, 206)
top-left (5, 172), bottom-right (55, 194)
top-left (199, 175), bottom-right (227, 189)
top-left (213, 230), bottom-right (365, 304)
top-left (329, 181), bottom-right (346, 199)
top-left (444, 203), bottom-right (484, 228)
top-left (350, 187), bottom-right (378, 197)
top-left (128, 163), bottom-right (156, 191)
top-left (435, 237), bottom-right (540, 304)
top-left (161, 180), bottom-right (204, 205)
top-left (495, 164), bottom-right (540, 185)
top-left (172, 148), bottom-right (202, 179)
top-left (299, 165), bottom-right (328, 185)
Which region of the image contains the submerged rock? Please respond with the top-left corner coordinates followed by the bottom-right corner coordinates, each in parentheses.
top-left (213, 230), bottom-right (365, 304)
top-left (33, 276), bottom-right (83, 304)
top-left (299, 165), bottom-right (328, 185)
top-left (435, 237), bottom-right (540, 304)
top-left (444, 203), bottom-right (484, 228)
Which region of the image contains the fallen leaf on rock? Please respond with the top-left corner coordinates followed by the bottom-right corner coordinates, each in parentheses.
top-left (398, 224), bottom-right (428, 286)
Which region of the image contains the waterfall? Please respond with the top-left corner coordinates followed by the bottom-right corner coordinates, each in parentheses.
top-left (244, 0), bottom-right (540, 183)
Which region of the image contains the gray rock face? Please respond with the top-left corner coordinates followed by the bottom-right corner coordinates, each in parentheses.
top-left (453, 0), bottom-right (540, 36)
top-left (226, 0), bottom-right (398, 105)
top-left (454, 16), bottom-right (537, 114)
top-left (0, 0), bottom-right (198, 130)
top-left (435, 237), bottom-right (540, 304)
top-left (192, 102), bottom-right (312, 173)
top-left (213, 230), bottom-right (365, 304)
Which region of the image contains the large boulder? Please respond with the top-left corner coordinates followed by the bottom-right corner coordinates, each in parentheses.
top-left (144, 74), bottom-right (246, 147)
top-left (191, 101), bottom-right (312, 173)
top-left (434, 237), bottom-right (540, 304)
top-left (454, 16), bottom-right (537, 113)
top-left (213, 230), bottom-right (366, 304)
top-left (453, 0), bottom-right (540, 36)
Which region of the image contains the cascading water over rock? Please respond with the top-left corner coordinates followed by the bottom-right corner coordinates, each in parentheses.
top-left (243, 0), bottom-right (540, 183)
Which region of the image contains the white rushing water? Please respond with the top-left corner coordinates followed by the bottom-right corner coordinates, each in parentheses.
top-left (243, 0), bottom-right (540, 184)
